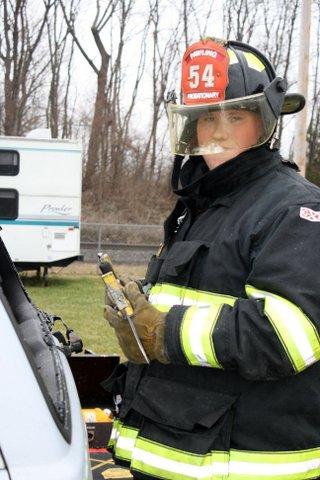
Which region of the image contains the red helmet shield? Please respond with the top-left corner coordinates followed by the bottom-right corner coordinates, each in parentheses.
top-left (181, 39), bottom-right (229, 105)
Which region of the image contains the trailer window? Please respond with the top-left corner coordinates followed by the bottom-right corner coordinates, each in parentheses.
top-left (0, 150), bottom-right (19, 176)
top-left (0, 189), bottom-right (18, 219)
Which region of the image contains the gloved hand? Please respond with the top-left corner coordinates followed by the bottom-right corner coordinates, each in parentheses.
top-left (104, 281), bottom-right (169, 364)
top-left (104, 304), bottom-right (147, 363)
top-left (104, 276), bottom-right (148, 362)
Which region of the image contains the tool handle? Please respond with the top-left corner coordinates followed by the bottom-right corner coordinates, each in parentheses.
top-left (98, 253), bottom-right (114, 275)
top-left (98, 253), bottom-right (133, 316)
top-left (102, 271), bottom-right (133, 316)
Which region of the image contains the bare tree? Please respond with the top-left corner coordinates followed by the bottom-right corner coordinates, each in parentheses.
top-left (260, 0), bottom-right (299, 140)
top-left (139, 0), bottom-right (181, 182)
top-left (104, 0), bottom-right (134, 189)
top-left (0, 0), bottom-right (53, 136)
top-left (182, 0), bottom-right (190, 49)
top-left (259, 0), bottom-right (299, 79)
top-left (306, 1), bottom-right (320, 183)
top-left (121, 22), bottom-right (149, 149)
top-left (60, 0), bottom-right (143, 198)
top-left (59, 0), bottom-right (121, 191)
top-left (223, 0), bottom-right (299, 143)
top-left (45, 0), bottom-right (78, 138)
top-left (61, 37), bottom-right (76, 139)
top-left (223, 0), bottom-right (260, 43)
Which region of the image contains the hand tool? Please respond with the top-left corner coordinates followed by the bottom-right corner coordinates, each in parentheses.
top-left (98, 252), bottom-right (150, 364)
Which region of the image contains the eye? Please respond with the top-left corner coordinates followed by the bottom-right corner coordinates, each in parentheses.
top-left (200, 115), bottom-right (216, 123)
top-left (228, 113), bottom-right (244, 123)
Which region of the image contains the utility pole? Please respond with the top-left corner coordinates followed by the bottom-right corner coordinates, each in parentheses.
top-left (293, 0), bottom-right (312, 177)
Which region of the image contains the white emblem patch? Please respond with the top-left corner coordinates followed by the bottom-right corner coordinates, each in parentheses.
top-left (300, 207), bottom-right (320, 222)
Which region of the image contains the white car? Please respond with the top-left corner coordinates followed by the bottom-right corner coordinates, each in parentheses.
top-left (0, 235), bottom-right (92, 480)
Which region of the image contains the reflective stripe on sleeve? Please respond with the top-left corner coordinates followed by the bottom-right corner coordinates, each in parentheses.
top-left (246, 284), bottom-right (320, 373)
top-left (180, 304), bottom-right (223, 368)
top-left (130, 437), bottom-right (320, 480)
top-left (149, 282), bottom-right (236, 313)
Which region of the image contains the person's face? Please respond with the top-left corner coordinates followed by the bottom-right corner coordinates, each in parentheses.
top-left (196, 109), bottom-right (263, 169)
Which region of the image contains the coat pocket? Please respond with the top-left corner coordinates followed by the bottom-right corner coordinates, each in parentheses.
top-left (158, 240), bottom-right (210, 284)
top-left (131, 375), bottom-right (237, 452)
top-left (129, 376), bottom-right (236, 480)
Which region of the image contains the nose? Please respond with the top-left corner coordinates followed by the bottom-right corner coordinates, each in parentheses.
top-left (211, 119), bottom-right (229, 141)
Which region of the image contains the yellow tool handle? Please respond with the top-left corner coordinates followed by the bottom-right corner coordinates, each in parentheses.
top-left (101, 271), bottom-right (133, 316)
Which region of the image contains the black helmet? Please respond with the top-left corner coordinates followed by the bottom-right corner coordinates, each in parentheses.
top-left (168, 37), bottom-right (305, 156)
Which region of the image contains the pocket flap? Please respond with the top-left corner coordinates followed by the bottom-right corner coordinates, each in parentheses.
top-left (101, 362), bottom-right (128, 395)
top-left (163, 241), bottom-right (209, 277)
top-left (132, 376), bottom-right (237, 431)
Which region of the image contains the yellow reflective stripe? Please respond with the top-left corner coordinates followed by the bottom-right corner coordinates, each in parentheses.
top-left (246, 285), bottom-right (320, 373)
top-left (113, 422), bottom-right (139, 462)
top-left (228, 447), bottom-right (320, 480)
top-left (228, 49), bottom-right (238, 65)
top-left (149, 282), bottom-right (236, 313)
top-left (107, 418), bottom-right (122, 449)
top-left (231, 446), bottom-right (320, 463)
top-left (180, 304), bottom-right (223, 368)
top-left (131, 436), bottom-right (228, 480)
top-left (243, 51), bottom-right (265, 71)
top-left (130, 436), bottom-right (320, 480)
top-left (227, 49), bottom-right (265, 71)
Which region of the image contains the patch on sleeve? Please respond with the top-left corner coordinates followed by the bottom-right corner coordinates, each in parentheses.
top-left (300, 207), bottom-right (320, 222)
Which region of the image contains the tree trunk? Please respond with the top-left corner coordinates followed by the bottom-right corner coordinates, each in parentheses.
top-left (83, 67), bottom-right (108, 191)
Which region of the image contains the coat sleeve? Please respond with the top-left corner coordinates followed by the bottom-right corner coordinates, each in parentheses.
top-left (164, 203), bottom-right (320, 380)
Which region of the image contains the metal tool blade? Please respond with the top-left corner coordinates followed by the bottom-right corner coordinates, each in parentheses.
top-left (126, 314), bottom-right (150, 364)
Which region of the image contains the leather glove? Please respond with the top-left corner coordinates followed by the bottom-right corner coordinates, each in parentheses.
top-left (104, 304), bottom-right (147, 363)
top-left (124, 281), bottom-right (169, 364)
top-left (104, 281), bottom-right (169, 364)
top-left (104, 276), bottom-right (146, 362)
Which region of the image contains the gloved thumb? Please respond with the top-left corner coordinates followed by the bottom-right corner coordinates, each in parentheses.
top-left (124, 281), bottom-right (144, 308)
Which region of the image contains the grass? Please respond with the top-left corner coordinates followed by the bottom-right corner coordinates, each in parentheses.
top-left (21, 263), bottom-right (147, 357)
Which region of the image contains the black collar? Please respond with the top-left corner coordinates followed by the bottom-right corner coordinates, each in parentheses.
top-left (173, 147), bottom-right (282, 203)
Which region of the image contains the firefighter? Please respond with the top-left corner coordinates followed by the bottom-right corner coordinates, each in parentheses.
top-left (104, 38), bottom-right (320, 480)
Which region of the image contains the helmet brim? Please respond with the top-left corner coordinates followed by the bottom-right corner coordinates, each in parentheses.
top-left (281, 93), bottom-right (305, 115)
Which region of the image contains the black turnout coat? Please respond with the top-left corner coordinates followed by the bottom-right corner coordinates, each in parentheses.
top-left (107, 146), bottom-right (320, 480)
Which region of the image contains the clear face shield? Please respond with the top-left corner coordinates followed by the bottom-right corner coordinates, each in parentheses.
top-left (168, 93), bottom-right (277, 159)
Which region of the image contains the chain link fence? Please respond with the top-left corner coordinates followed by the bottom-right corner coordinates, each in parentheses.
top-left (81, 223), bottom-right (163, 264)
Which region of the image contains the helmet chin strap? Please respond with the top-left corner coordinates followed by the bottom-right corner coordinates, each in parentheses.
top-left (171, 155), bottom-right (185, 191)
top-left (268, 118), bottom-right (281, 151)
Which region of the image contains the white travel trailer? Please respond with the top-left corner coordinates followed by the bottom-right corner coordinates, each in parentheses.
top-left (0, 135), bottom-right (82, 275)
